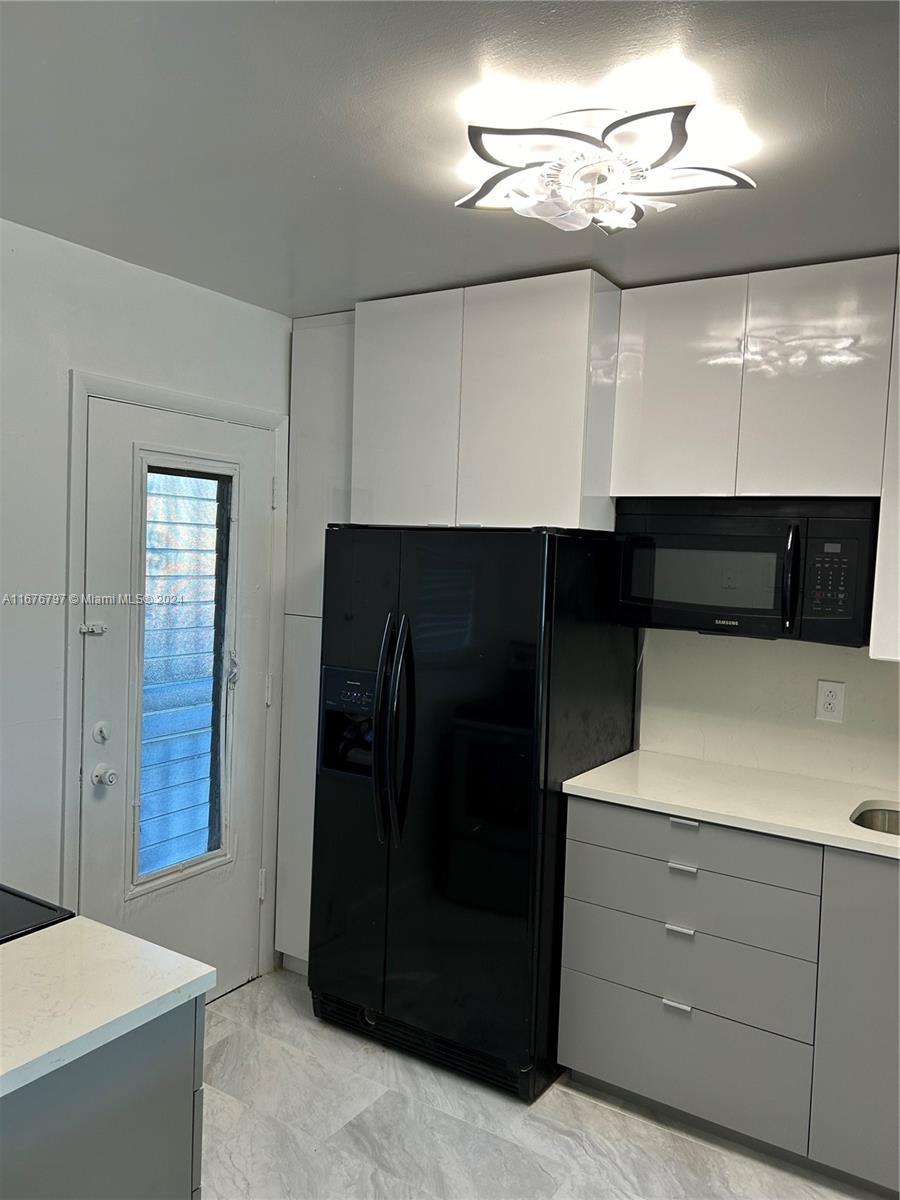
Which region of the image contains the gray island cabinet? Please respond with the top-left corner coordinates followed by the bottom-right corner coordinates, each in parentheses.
top-left (0, 916), bottom-right (214, 1200)
top-left (558, 795), bottom-right (899, 1192)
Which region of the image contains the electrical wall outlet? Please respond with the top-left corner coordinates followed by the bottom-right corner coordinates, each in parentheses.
top-left (816, 680), bottom-right (846, 723)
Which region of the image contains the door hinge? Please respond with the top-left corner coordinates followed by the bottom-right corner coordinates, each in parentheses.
top-left (227, 649), bottom-right (240, 688)
top-left (258, 867), bottom-right (267, 903)
top-left (265, 673), bottom-right (273, 707)
top-left (79, 622), bottom-right (109, 636)
top-left (271, 476), bottom-right (278, 510)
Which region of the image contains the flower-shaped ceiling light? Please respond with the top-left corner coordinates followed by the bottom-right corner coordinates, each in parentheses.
top-left (455, 104), bottom-right (756, 234)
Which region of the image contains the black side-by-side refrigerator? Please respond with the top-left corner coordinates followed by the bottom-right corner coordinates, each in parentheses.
top-left (308, 525), bottom-right (636, 1100)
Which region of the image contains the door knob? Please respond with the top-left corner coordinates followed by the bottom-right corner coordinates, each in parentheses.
top-left (91, 763), bottom-right (119, 786)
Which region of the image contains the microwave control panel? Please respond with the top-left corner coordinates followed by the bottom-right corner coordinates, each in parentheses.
top-left (805, 538), bottom-right (858, 619)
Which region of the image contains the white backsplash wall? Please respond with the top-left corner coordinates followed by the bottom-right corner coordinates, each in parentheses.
top-left (638, 629), bottom-right (899, 790)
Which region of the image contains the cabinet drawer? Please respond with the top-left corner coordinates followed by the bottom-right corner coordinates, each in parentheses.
top-left (567, 798), bottom-right (822, 894)
top-left (559, 969), bottom-right (813, 1154)
top-left (563, 898), bottom-right (817, 1042)
top-left (565, 841), bottom-right (819, 960)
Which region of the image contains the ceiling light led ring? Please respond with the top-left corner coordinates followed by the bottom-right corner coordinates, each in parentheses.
top-left (627, 165), bottom-right (756, 196)
top-left (455, 103), bottom-right (756, 235)
top-left (467, 124), bottom-right (611, 168)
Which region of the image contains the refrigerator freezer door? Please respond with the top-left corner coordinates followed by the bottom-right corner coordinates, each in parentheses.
top-left (308, 528), bottom-right (401, 1010)
top-left (320, 527), bottom-right (402, 669)
top-left (383, 529), bottom-right (548, 1063)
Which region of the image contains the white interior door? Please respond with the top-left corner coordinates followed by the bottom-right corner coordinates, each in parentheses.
top-left (79, 396), bottom-right (275, 996)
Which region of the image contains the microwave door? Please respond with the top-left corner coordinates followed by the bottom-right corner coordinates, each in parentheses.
top-left (618, 531), bottom-right (800, 639)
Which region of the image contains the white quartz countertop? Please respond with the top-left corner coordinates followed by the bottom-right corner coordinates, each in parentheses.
top-left (564, 751), bottom-right (899, 859)
top-left (0, 916), bottom-right (215, 1097)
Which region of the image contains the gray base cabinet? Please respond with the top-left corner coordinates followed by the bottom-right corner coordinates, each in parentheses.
top-left (0, 998), bottom-right (204, 1200)
top-left (565, 839), bottom-right (820, 961)
top-left (563, 898), bottom-right (817, 1042)
top-left (560, 797), bottom-right (899, 1191)
top-left (809, 849), bottom-right (900, 1191)
top-left (559, 968), bottom-right (813, 1154)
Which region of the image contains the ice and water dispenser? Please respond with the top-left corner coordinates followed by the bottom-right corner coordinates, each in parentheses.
top-left (318, 667), bottom-right (376, 777)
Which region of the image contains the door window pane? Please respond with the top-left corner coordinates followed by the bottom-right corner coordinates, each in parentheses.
top-left (138, 469), bottom-right (231, 877)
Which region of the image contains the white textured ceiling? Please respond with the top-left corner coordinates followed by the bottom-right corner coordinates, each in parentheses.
top-left (1, 1), bottom-right (897, 316)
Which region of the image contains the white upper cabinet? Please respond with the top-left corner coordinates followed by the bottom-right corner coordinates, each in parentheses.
top-left (286, 313), bottom-right (354, 617)
top-left (457, 270), bottom-right (619, 529)
top-left (351, 289), bottom-right (463, 526)
top-left (611, 275), bottom-right (748, 496)
top-left (870, 271), bottom-right (899, 662)
top-left (736, 257), bottom-right (897, 496)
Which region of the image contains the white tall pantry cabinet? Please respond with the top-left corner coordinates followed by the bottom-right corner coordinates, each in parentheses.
top-left (275, 617), bottom-right (322, 966)
top-left (285, 312), bottom-right (354, 618)
top-left (276, 313), bottom-right (354, 967)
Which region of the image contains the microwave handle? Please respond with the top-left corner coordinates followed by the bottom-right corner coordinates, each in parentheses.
top-left (781, 524), bottom-right (801, 634)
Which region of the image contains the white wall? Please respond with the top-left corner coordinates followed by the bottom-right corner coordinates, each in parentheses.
top-left (638, 629), bottom-right (899, 791)
top-left (0, 220), bottom-right (291, 901)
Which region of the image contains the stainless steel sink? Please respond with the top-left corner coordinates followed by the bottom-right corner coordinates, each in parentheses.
top-left (851, 805), bottom-right (900, 835)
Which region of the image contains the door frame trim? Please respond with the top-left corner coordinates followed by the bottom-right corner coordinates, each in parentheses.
top-left (63, 370), bottom-right (288, 978)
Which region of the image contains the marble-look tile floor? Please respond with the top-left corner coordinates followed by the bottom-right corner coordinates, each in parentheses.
top-left (203, 970), bottom-right (878, 1200)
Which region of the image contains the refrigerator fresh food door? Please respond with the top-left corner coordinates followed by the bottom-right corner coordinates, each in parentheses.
top-left (383, 529), bottom-right (548, 1063)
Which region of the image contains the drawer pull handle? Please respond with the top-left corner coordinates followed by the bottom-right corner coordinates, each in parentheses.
top-left (667, 861), bottom-right (698, 876)
top-left (670, 816), bottom-right (700, 829)
top-left (664, 922), bottom-right (696, 938)
top-left (662, 998), bottom-right (693, 1014)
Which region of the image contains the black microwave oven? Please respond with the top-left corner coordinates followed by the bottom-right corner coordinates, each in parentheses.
top-left (615, 498), bottom-right (879, 646)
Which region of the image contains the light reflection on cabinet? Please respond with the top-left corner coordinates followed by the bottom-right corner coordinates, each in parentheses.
top-left (611, 275), bottom-right (748, 497)
top-left (736, 256), bottom-right (896, 496)
top-left (611, 255), bottom-right (897, 500)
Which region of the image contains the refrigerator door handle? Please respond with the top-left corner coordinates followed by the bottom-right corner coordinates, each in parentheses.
top-left (397, 617), bottom-right (416, 844)
top-left (386, 612), bottom-right (412, 847)
top-left (371, 611), bottom-right (395, 845)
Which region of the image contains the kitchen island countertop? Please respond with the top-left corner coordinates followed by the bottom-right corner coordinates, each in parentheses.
top-left (0, 915), bottom-right (214, 1097)
top-left (565, 750), bottom-right (899, 859)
